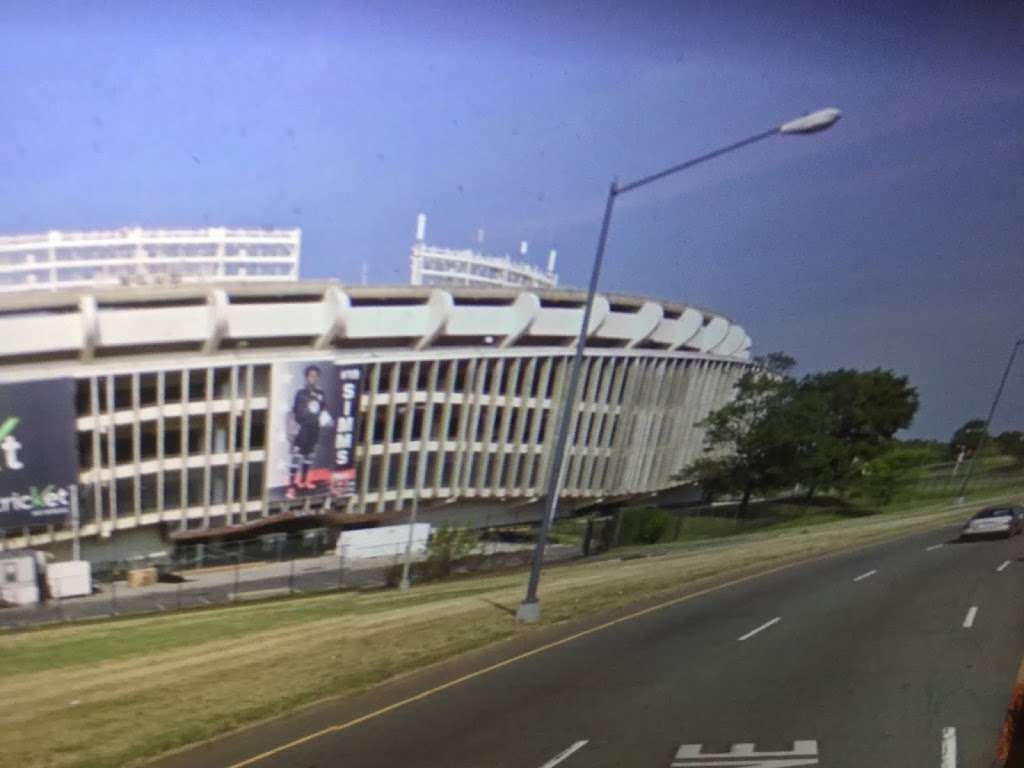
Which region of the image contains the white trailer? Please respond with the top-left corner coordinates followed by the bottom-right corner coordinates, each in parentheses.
top-left (336, 524), bottom-right (431, 561)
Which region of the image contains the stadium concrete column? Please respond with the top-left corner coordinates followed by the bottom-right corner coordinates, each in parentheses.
top-left (156, 371), bottom-right (166, 521)
top-left (131, 372), bottom-right (142, 524)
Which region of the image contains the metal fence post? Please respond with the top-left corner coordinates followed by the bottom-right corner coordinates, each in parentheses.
top-left (55, 578), bottom-right (64, 623)
top-left (611, 509), bottom-right (624, 548)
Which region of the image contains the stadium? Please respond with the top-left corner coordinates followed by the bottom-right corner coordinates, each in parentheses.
top-left (0, 222), bottom-right (751, 563)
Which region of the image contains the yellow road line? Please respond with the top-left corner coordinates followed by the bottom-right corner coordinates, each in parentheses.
top-left (214, 519), bottom-right (969, 768)
top-left (221, 548), bottom-right (865, 768)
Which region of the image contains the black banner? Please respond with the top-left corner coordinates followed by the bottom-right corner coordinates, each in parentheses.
top-left (330, 365), bottom-right (363, 498)
top-left (266, 362), bottom-right (364, 502)
top-left (0, 378), bottom-right (79, 530)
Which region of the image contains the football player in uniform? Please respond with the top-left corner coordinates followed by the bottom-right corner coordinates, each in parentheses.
top-left (286, 365), bottom-right (332, 498)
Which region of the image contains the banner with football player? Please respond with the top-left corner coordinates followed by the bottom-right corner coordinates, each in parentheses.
top-left (265, 361), bottom-right (364, 503)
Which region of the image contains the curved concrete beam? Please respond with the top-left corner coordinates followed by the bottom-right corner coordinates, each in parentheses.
top-left (415, 289), bottom-right (455, 350)
top-left (499, 291), bottom-right (542, 348)
top-left (671, 308), bottom-right (705, 350)
top-left (695, 316), bottom-right (730, 353)
top-left (79, 295), bottom-right (99, 362)
top-left (314, 284), bottom-right (351, 349)
top-left (586, 295), bottom-right (612, 337)
top-left (712, 324), bottom-right (746, 357)
top-left (625, 301), bottom-right (665, 348)
top-left (203, 288), bottom-right (229, 354)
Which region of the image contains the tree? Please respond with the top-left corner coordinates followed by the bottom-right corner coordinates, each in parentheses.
top-left (995, 431), bottom-right (1024, 463)
top-left (950, 418), bottom-right (988, 457)
top-left (796, 368), bottom-right (919, 492)
top-left (679, 354), bottom-right (807, 512)
top-left (755, 351), bottom-right (797, 376)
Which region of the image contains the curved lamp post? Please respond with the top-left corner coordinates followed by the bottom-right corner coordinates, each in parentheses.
top-left (516, 108), bottom-right (842, 623)
top-left (956, 336), bottom-right (1024, 503)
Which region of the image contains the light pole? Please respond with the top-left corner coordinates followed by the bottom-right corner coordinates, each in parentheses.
top-left (956, 336), bottom-right (1024, 503)
top-left (515, 107), bottom-right (842, 623)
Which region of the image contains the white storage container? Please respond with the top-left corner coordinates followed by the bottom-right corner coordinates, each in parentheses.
top-left (0, 554), bottom-right (40, 605)
top-left (47, 560), bottom-right (92, 599)
top-left (336, 523), bottom-right (431, 561)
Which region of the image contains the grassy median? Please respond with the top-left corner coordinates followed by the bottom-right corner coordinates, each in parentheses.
top-left (2, 487), bottom-right (1022, 768)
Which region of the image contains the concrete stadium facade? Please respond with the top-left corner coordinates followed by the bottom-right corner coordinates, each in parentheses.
top-left (0, 280), bottom-right (751, 561)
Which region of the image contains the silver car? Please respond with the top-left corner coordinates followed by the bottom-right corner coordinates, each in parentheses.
top-left (959, 506), bottom-right (1024, 540)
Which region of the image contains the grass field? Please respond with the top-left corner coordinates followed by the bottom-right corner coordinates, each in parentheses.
top-left (607, 456), bottom-right (1024, 546)
top-left (2, 481), bottom-right (1022, 768)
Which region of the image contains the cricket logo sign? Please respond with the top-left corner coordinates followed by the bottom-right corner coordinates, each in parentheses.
top-left (266, 361), bottom-right (364, 503)
top-left (0, 378), bottom-right (79, 530)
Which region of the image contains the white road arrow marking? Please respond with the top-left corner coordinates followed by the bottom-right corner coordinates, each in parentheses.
top-left (672, 740), bottom-right (818, 767)
top-left (853, 569), bottom-right (877, 582)
top-left (998, 560), bottom-right (1011, 572)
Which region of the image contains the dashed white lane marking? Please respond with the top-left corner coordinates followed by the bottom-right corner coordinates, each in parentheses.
top-left (963, 606), bottom-right (978, 629)
top-left (926, 544), bottom-right (944, 552)
top-left (738, 617), bottom-right (781, 642)
top-left (538, 740), bottom-right (588, 768)
top-left (853, 569), bottom-right (877, 582)
top-left (941, 726), bottom-right (957, 768)
top-left (998, 560), bottom-right (1011, 572)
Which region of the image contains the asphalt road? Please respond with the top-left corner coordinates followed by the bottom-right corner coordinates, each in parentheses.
top-left (154, 523), bottom-right (1024, 768)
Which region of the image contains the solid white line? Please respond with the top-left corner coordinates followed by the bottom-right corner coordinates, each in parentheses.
top-left (941, 726), bottom-right (957, 768)
top-left (853, 569), bottom-right (877, 582)
top-left (926, 544), bottom-right (944, 552)
top-left (963, 606), bottom-right (978, 629)
top-left (998, 560), bottom-right (1011, 572)
top-left (538, 740), bottom-right (588, 768)
top-left (738, 617), bottom-right (781, 642)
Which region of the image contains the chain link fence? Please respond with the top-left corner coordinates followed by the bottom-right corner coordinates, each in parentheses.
top-left (0, 526), bottom-right (583, 630)
top-left (5, 457), bottom-right (1020, 631)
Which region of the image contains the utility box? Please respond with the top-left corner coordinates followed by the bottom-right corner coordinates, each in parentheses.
top-left (0, 553), bottom-right (41, 605)
top-left (126, 567), bottom-right (158, 588)
top-left (47, 560), bottom-right (92, 599)
top-left (336, 524), bottom-right (431, 561)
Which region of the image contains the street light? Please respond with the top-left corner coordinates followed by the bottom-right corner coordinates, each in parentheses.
top-left (956, 336), bottom-right (1024, 503)
top-left (515, 107), bottom-right (842, 623)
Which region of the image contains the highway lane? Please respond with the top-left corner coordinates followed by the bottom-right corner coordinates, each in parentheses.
top-left (156, 524), bottom-right (1024, 768)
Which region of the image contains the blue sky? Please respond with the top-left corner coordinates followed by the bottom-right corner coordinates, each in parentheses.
top-left (1, 1), bottom-right (1021, 439)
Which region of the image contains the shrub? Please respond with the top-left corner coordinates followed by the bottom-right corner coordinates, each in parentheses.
top-left (854, 446), bottom-right (931, 506)
top-left (617, 506), bottom-right (672, 545)
top-left (422, 525), bottom-right (479, 580)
